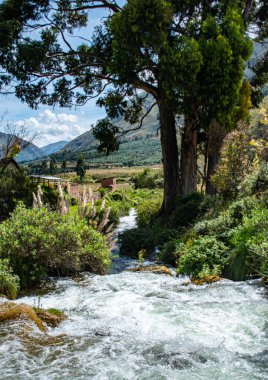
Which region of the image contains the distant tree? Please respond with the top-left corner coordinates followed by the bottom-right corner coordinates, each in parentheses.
top-left (76, 157), bottom-right (85, 181)
top-left (0, 122), bottom-right (35, 159)
top-left (40, 160), bottom-right (48, 175)
top-left (61, 159), bottom-right (67, 174)
top-left (49, 156), bottom-right (57, 175)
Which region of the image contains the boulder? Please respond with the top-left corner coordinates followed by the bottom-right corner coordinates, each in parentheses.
top-left (128, 265), bottom-right (174, 276)
top-left (0, 302), bottom-right (66, 332)
top-left (191, 275), bottom-right (222, 286)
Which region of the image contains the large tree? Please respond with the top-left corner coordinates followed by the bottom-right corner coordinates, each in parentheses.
top-left (0, 0), bottom-right (259, 213)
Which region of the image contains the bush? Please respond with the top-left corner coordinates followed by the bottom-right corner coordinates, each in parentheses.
top-left (0, 259), bottom-right (20, 299)
top-left (225, 207), bottom-right (268, 280)
top-left (0, 171), bottom-right (35, 221)
top-left (170, 192), bottom-right (210, 229)
top-left (194, 196), bottom-right (257, 241)
top-left (119, 228), bottom-right (157, 258)
top-left (0, 204), bottom-right (110, 288)
top-left (241, 161), bottom-right (268, 197)
top-left (41, 185), bottom-right (59, 210)
top-left (136, 196), bottom-right (162, 228)
top-left (212, 122), bottom-right (250, 198)
top-left (159, 239), bottom-right (183, 266)
top-left (119, 222), bottom-right (178, 259)
top-left (132, 168), bottom-right (163, 189)
top-left (177, 236), bottom-right (229, 278)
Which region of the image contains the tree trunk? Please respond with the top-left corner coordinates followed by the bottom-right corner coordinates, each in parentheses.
top-left (158, 99), bottom-right (180, 215)
top-left (180, 116), bottom-right (198, 195)
top-left (206, 154), bottom-right (218, 195)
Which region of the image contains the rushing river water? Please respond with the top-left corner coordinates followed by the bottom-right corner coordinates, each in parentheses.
top-left (0, 209), bottom-right (268, 380)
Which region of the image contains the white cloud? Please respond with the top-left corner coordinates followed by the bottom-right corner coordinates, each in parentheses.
top-left (15, 109), bottom-right (91, 147)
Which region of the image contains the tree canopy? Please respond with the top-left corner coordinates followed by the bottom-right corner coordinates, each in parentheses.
top-left (0, 0), bottom-right (266, 213)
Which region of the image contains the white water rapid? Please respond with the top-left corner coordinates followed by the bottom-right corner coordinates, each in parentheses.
top-left (0, 209), bottom-right (268, 380)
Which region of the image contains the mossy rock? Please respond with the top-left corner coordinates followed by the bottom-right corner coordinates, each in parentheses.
top-left (128, 265), bottom-right (174, 276)
top-left (191, 275), bottom-right (222, 286)
top-left (0, 302), bottom-right (67, 332)
top-left (34, 308), bottom-right (67, 327)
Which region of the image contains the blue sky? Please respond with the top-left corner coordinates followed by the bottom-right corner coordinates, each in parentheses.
top-left (0, 5), bottom-right (114, 147)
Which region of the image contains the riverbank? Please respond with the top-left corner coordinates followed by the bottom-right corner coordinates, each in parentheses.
top-left (0, 211), bottom-right (267, 380)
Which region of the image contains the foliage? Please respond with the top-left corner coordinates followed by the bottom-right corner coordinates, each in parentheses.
top-left (0, 204), bottom-right (110, 288)
top-left (76, 156), bottom-right (85, 181)
top-left (0, 171), bottom-right (35, 221)
top-left (0, 258), bottom-right (20, 299)
top-left (226, 207), bottom-right (268, 280)
top-left (93, 119), bottom-right (120, 155)
top-left (119, 227), bottom-right (157, 258)
top-left (136, 195), bottom-right (163, 228)
top-left (240, 161), bottom-right (268, 197)
top-left (41, 185), bottom-right (59, 210)
top-left (169, 192), bottom-right (211, 229)
top-left (120, 191), bottom-right (209, 260)
top-left (49, 156), bottom-right (57, 175)
top-left (194, 197), bottom-right (257, 240)
top-left (138, 249), bottom-right (146, 267)
top-left (0, 0), bottom-right (256, 213)
top-left (212, 122), bottom-right (250, 198)
top-left (159, 239), bottom-right (183, 266)
top-left (177, 236), bottom-right (229, 279)
top-left (132, 168), bottom-right (163, 189)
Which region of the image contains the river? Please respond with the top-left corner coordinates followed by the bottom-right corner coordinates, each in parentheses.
top-left (0, 209), bottom-right (268, 379)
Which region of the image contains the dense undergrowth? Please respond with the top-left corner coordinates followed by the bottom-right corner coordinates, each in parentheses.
top-left (0, 168), bottom-right (162, 298)
top-left (0, 204), bottom-right (110, 293)
top-left (120, 136), bottom-right (268, 282)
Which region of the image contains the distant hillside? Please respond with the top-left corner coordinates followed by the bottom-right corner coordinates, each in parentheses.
top-left (0, 132), bottom-right (44, 163)
top-left (61, 99), bottom-right (160, 153)
top-left (41, 140), bottom-right (68, 156)
top-left (246, 40), bottom-right (268, 79)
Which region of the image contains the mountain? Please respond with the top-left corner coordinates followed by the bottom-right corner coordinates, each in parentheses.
top-left (0, 132), bottom-right (44, 163)
top-left (246, 40), bottom-right (268, 79)
top-left (16, 144), bottom-right (44, 162)
top-left (61, 99), bottom-right (160, 153)
top-left (41, 140), bottom-right (68, 156)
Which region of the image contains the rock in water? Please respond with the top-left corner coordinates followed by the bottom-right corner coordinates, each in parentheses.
top-left (191, 276), bottom-right (222, 285)
top-left (0, 302), bottom-right (66, 332)
top-left (128, 265), bottom-right (174, 276)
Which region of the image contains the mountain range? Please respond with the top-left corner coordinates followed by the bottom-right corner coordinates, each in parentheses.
top-left (61, 100), bottom-right (159, 153)
top-left (0, 132), bottom-right (68, 162)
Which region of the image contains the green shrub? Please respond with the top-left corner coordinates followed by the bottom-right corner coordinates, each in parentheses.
top-left (159, 239), bottom-right (183, 266)
top-left (194, 197), bottom-right (257, 241)
top-left (177, 236), bottom-right (229, 278)
top-left (70, 196), bottom-right (78, 206)
top-left (0, 204), bottom-right (110, 288)
top-left (119, 222), bottom-right (178, 259)
top-left (119, 228), bottom-right (157, 258)
top-left (226, 207), bottom-right (268, 280)
top-left (41, 185), bottom-right (59, 210)
top-left (170, 192), bottom-right (210, 229)
top-left (136, 196), bottom-right (162, 228)
top-left (132, 168), bottom-right (163, 189)
top-left (0, 171), bottom-right (35, 221)
top-left (212, 122), bottom-right (249, 199)
top-left (241, 161), bottom-right (268, 197)
top-left (194, 211), bottom-right (234, 240)
top-left (0, 259), bottom-right (20, 299)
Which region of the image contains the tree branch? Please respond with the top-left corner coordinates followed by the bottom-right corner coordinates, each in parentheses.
top-left (118, 101), bottom-right (158, 138)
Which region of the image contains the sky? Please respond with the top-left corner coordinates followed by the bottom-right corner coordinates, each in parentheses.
top-left (0, 5), bottom-right (112, 148)
top-left (0, 95), bottom-right (106, 147)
